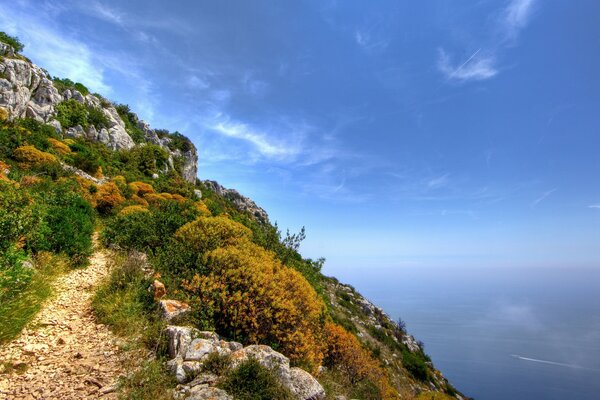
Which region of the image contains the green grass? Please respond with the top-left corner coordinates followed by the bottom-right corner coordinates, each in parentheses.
top-left (92, 250), bottom-right (174, 399)
top-left (0, 252), bottom-right (67, 343)
top-left (116, 359), bottom-right (176, 400)
top-left (219, 357), bottom-right (294, 400)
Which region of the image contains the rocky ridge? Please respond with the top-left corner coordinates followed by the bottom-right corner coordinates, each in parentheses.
top-left (0, 41), bottom-right (198, 183)
top-left (203, 180), bottom-right (270, 223)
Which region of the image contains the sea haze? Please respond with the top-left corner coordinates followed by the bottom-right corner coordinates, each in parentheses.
top-left (331, 266), bottom-right (600, 400)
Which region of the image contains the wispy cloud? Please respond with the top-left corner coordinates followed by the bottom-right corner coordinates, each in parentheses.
top-left (209, 119), bottom-right (301, 159)
top-left (354, 29), bottom-right (389, 53)
top-left (589, 204), bottom-right (600, 209)
top-left (502, 0), bottom-right (538, 41)
top-left (531, 188), bottom-right (557, 208)
top-left (438, 0), bottom-right (538, 83)
top-left (437, 48), bottom-right (498, 82)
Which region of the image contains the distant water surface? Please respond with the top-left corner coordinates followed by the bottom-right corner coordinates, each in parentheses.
top-left (331, 266), bottom-right (600, 400)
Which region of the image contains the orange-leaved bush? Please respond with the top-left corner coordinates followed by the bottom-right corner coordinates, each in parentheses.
top-left (324, 322), bottom-right (397, 399)
top-left (94, 181), bottom-right (125, 214)
top-left (175, 215), bottom-right (252, 254)
top-left (13, 145), bottom-right (57, 168)
top-left (182, 240), bottom-right (325, 368)
top-left (128, 181), bottom-right (154, 196)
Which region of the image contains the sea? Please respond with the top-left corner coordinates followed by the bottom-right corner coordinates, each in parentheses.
top-left (333, 266), bottom-right (600, 400)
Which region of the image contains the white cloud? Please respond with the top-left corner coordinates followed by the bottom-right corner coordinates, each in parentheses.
top-left (589, 204), bottom-right (600, 209)
top-left (437, 48), bottom-right (498, 82)
top-left (503, 0), bottom-right (538, 41)
top-left (208, 118), bottom-right (301, 159)
top-left (438, 0), bottom-right (538, 83)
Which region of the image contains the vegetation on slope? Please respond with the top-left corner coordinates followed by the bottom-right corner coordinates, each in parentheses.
top-left (0, 33), bottom-right (462, 396)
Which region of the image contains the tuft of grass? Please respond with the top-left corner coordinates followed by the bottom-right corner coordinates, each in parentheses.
top-left (202, 352), bottom-right (231, 376)
top-left (0, 252), bottom-right (67, 343)
top-left (219, 357), bottom-right (294, 400)
top-left (116, 359), bottom-right (175, 400)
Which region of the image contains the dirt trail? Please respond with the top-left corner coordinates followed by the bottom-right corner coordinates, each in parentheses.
top-left (0, 236), bottom-right (124, 399)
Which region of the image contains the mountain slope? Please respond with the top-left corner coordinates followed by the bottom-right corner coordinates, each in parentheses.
top-left (0, 35), bottom-right (465, 400)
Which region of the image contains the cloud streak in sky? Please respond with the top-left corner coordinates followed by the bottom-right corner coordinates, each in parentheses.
top-left (438, 0), bottom-right (538, 83)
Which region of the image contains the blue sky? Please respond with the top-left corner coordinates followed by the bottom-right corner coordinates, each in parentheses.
top-left (2, 0), bottom-right (599, 273)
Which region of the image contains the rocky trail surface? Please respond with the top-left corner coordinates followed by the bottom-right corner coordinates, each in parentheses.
top-left (0, 236), bottom-right (124, 399)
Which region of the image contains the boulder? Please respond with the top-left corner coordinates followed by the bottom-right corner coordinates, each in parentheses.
top-left (185, 338), bottom-right (220, 361)
top-left (149, 280), bottom-right (167, 299)
top-left (167, 356), bottom-right (187, 383)
top-left (159, 299), bottom-right (191, 321)
top-left (164, 325), bottom-right (202, 359)
top-left (230, 345), bottom-right (292, 388)
top-left (289, 367), bottom-right (326, 400)
top-left (187, 386), bottom-right (233, 400)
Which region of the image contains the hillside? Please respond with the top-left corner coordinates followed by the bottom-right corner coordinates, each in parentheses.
top-left (0, 34), bottom-right (464, 400)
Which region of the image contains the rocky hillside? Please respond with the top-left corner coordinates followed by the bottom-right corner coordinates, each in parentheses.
top-left (0, 35), bottom-right (464, 400)
top-left (0, 40), bottom-right (197, 183)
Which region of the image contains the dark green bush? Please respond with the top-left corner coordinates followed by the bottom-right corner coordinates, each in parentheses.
top-left (0, 181), bottom-right (38, 251)
top-left (31, 181), bottom-right (95, 266)
top-left (402, 349), bottom-right (429, 382)
top-left (67, 140), bottom-right (103, 174)
top-left (219, 357), bottom-right (294, 400)
top-left (0, 31), bottom-right (24, 52)
top-left (52, 77), bottom-right (90, 96)
top-left (202, 352), bottom-right (231, 376)
top-left (55, 99), bottom-right (88, 129)
top-left (102, 200), bottom-right (199, 252)
top-left (87, 106), bottom-right (109, 129)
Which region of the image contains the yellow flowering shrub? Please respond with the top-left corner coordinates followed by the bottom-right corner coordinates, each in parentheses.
top-left (47, 138), bottom-right (71, 155)
top-left (13, 145), bottom-right (57, 168)
top-left (119, 205), bottom-right (149, 216)
top-left (175, 215), bottom-right (252, 254)
top-left (182, 241), bottom-right (325, 368)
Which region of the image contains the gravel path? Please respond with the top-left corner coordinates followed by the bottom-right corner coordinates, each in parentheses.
top-left (0, 237), bottom-right (124, 399)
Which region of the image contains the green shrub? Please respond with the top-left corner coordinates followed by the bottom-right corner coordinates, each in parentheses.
top-left (31, 181), bottom-right (95, 266)
top-left (52, 77), bottom-right (90, 96)
top-left (0, 181), bottom-right (38, 251)
top-left (202, 352), bottom-right (231, 376)
top-left (87, 106), bottom-right (109, 129)
top-left (102, 200), bottom-right (200, 252)
top-left (219, 357), bottom-right (294, 400)
top-left (0, 31), bottom-right (24, 52)
top-left (67, 140), bottom-right (103, 174)
top-left (402, 349), bottom-right (429, 381)
top-left (55, 99), bottom-right (88, 129)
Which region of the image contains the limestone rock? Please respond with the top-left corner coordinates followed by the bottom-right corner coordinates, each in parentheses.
top-left (167, 356), bottom-right (188, 384)
top-left (230, 345), bottom-right (291, 387)
top-left (160, 300), bottom-right (191, 321)
top-left (187, 386), bottom-right (233, 400)
top-left (164, 325), bottom-right (202, 359)
top-left (149, 280), bottom-right (167, 299)
top-left (185, 338), bottom-right (220, 361)
top-left (194, 189), bottom-right (202, 199)
top-left (289, 367), bottom-right (326, 400)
